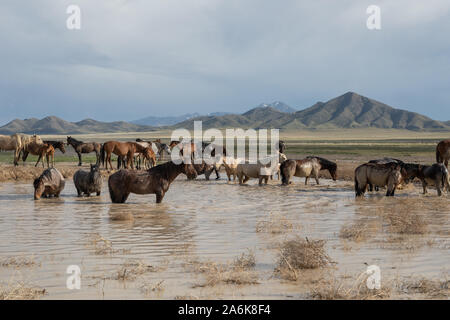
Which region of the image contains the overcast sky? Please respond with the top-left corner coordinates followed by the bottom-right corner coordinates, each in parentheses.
top-left (1, 0), bottom-right (449, 124)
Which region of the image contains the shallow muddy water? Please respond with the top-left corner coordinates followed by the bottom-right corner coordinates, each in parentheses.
top-left (0, 175), bottom-right (448, 299)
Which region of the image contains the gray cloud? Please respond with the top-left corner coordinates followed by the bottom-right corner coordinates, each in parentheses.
top-left (1, 0), bottom-right (449, 123)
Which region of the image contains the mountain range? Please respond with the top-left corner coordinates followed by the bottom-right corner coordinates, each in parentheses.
top-left (0, 92), bottom-right (448, 134)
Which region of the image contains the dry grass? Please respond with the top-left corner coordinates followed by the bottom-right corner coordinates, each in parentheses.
top-left (339, 218), bottom-right (378, 242)
top-left (0, 256), bottom-right (40, 268)
top-left (187, 250), bottom-right (259, 288)
top-left (256, 212), bottom-right (300, 234)
top-left (309, 272), bottom-right (391, 300)
top-left (85, 233), bottom-right (129, 255)
top-left (275, 237), bottom-right (333, 281)
top-left (385, 211), bottom-right (428, 235)
top-left (140, 280), bottom-right (165, 296)
top-left (0, 280), bottom-right (47, 300)
top-left (398, 277), bottom-right (449, 298)
top-left (112, 259), bottom-right (164, 281)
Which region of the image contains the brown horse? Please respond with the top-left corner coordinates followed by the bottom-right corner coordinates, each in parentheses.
top-left (354, 162), bottom-right (406, 197)
top-left (108, 161), bottom-right (197, 203)
top-left (34, 144), bottom-right (55, 168)
top-left (280, 158), bottom-right (321, 185)
top-left (101, 141), bottom-right (153, 171)
top-left (22, 140), bottom-right (65, 164)
top-left (21, 141), bottom-right (54, 167)
top-left (67, 136), bottom-right (101, 166)
top-left (436, 139), bottom-right (450, 169)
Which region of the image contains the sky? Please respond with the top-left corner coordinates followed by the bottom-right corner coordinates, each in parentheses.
top-left (1, 0), bottom-right (450, 124)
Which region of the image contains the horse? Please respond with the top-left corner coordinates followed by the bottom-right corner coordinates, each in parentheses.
top-left (108, 161), bottom-right (197, 203)
top-left (354, 162), bottom-right (406, 197)
top-left (66, 136), bottom-right (101, 166)
top-left (34, 143), bottom-right (55, 168)
top-left (436, 139), bottom-right (450, 169)
top-left (367, 158), bottom-right (404, 191)
top-left (73, 164), bottom-right (102, 197)
top-left (33, 168), bottom-right (65, 200)
top-left (221, 156), bottom-right (245, 181)
top-left (153, 139), bottom-right (172, 161)
top-left (280, 157), bottom-right (321, 186)
top-left (22, 140), bottom-right (65, 164)
top-left (101, 141), bottom-right (154, 171)
top-left (413, 163), bottom-right (450, 196)
top-left (306, 156), bottom-right (337, 181)
top-left (135, 140), bottom-right (157, 169)
top-left (236, 153), bottom-right (285, 185)
top-left (0, 133), bottom-right (43, 165)
top-left (190, 161), bottom-right (215, 180)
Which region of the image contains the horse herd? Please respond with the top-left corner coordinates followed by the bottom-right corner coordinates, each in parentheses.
top-left (1, 133), bottom-right (450, 203)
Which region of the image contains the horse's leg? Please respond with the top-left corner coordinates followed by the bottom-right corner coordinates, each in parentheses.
top-left (436, 178), bottom-right (442, 196)
top-left (422, 181), bottom-right (427, 194)
top-left (77, 152), bottom-right (82, 166)
top-left (155, 190), bottom-right (165, 203)
top-left (258, 176), bottom-right (263, 185)
top-left (215, 167), bottom-right (220, 180)
top-left (305, 176), bottom-right (309, 185)
top-left (315, 172), bottom-right (320, 185)
top-left (243, 175), bottom-right (250, 183)
top-left (265, 176), bottom-right (269, 184)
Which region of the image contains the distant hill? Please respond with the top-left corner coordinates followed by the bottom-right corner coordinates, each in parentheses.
top-left (174, 92), bottom-right (450, 131)
top-left (1, 93), bottom-right (448, 134)
top-left (0, 116), bottom-right (156, 135)
top-left (132, 113), bottom-right (202, 126)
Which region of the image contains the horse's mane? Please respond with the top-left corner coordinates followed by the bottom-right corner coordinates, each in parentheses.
top-left (306, 156), bottom-right (337, 170)
top-left (68, 137), bottom-right (84, 144)
top-left (33, 168), bottom-right (54, 187)
top-left (147, 161), bottom-right (179, 179)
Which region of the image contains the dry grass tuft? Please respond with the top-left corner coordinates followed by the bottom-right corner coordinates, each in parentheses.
top-left (0, 256), bottom-right (40, 268)
top-left (309, 273), bottom-right (391, 300)
top-left (112, 259), bottom-right (163, 281)
top-left (275, 237), bottom-right (333, 281)
top-left (339, 220), bottom-right (374, 242)
top-left (140, 280), bottom-right (165, 296)
top-left (398, 277), bottom-right (449, 298)
top-left (0, 281), bottom-right (47, 300)
top-left (86, 233), bottom-right (129, 255)
top-left (256, 212), bottom-right (300, 234)
top-left (385, 211), bottom-right (428, 235)
top-left (233, 249), bottom-right (256, 269)
top-left (187, 250), bottom-right (259, 288)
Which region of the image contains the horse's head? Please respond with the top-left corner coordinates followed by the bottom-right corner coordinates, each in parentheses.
top-left (33, 177), bottom-right (45, 200)
top-left (67, 136), bottom-right (72, 144)
top-left (59, 142), bottom-right (66, 153)
top-left (182, 163), bottom-right (198, 180)
top-left (401, 163), bottom-right (420, 183)
top-left (33, 134), bottom-right (43, 145)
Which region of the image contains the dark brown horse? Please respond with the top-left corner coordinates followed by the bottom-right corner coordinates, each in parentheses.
top-left (101, 141), bottom-right (154, 171)
top-left (406, 163), bottom-right (450, 196)
top-left (67, 136), bottom-right (101, 166)
top-left (108, 161), bottom-right (197, 203)
top-left (436, 139), bottom-right (450, 169)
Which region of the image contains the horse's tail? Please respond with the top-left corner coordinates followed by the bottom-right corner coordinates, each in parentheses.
top-left (100, 144), bottom-right (105, 167)
top-left (442, 166), bottom-right (450, 191)
top-left (436, 145), bottom-right (442, 163)
top-left (354, 176), bottom-right (362, 197)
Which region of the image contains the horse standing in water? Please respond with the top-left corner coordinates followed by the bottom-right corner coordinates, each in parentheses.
top-left (67, 136), bottom-right (101, 166)
top-left (33, 168), bottom-right (65, 200)
top-left (108, 161), bottom-right (197, 203)
top-left (436, 140), bottom-right (450, 169)
top-left (354, 162), bottom-right (406, 197)
top-left (306, 156), bottom-right (338, 181)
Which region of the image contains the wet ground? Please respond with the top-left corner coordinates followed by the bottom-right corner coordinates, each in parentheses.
top-left (0, 175), bottom-right (448, 299)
